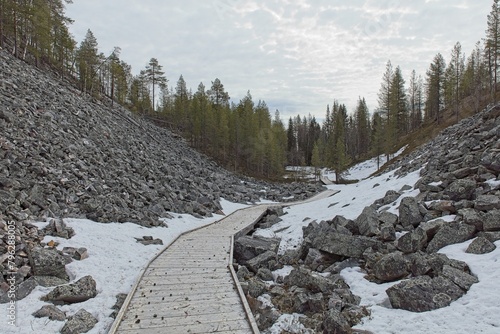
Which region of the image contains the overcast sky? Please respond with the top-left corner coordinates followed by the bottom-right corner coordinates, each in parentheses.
top-left (66, 0), bottom-right (491, 119)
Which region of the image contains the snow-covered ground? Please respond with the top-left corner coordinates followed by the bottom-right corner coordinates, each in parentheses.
top-left (0, 200), bottom-right (248, 334)
top-left (2, 153), bottom-right (499, 334)
top-left (256, 154), bottom-right (500, 334)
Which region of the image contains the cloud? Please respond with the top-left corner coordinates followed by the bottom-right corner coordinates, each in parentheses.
top-left (66, 0), bottom-right (491, 119)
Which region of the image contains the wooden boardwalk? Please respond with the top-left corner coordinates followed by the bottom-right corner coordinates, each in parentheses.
top-left (110, 190), bottom-right (337, 334)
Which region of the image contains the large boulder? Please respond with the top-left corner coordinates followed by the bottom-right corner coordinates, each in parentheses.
top-left (397, 228), bottom-right (427, 254)
top-left (42, 275), bottom-right (97, 304)
top-left (386, 276), bottom-right (465, 312)
top-left (372, 252), bottom-right (409, 282)
top-left (29, 247), bottom-right (69, 281)
top-left (355, 206), bottom-right (380, 237)
top-left (309, 231), bottom-right (383, 259)
top-left (234, 236), bottom-right (280, 263)
top-left (399, 197), bottom-right (424, 228)
top-left (426, 222), bottom-right (476, 253)
top-left (60, 309), bottom-right (98, 334)
top-left (445, 179), bottom-right (477, 201)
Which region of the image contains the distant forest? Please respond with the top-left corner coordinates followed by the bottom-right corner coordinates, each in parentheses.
top-left (1, 0), bottom-right (500, 179)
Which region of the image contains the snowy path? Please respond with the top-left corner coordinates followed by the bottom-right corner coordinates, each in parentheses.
top-left (110, 190), bottom-right (337, 334)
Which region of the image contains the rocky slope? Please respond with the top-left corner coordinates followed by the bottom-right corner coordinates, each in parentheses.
top-left (235, 105), bottom-right (500, 333)
top-left (0, 50), bottom-right (322, 228)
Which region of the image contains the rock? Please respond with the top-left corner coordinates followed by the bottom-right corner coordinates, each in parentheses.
top-left (304, 248), bottom-right (336, 271)
top-left (0, 277), bottom-right (38, 303)
top-left (309, 231), bottom-right (383, 259)
top-left (396, 228), bottom-right (427, 254)
top-left (459, 208), bottom-right (484, 231)
top-left (483, 210), bottom-right (500, 231)
top-left (466, 237), bottom-right (497, 254)
top-left (29, 247), bottom-right (69, 280)
top-left (441, 265), bottom-right (478, 290)
top-left (43, 218), bottom-right (75, 239)
top-left (246, 251), bottom-right (277, 273)
top-left (34, 276), bottom-right (69, 287)
top-left (33, 305), bottom-right (66, 321)
top-left (445, 179), bottom-right (477, 201)
top-left (378, 211), bottom-right (398, 226)
top-left (60, 309), bottom-right (98, 334)
top-left (341, 304), bottom-right (371, 327)
top-left (234, 236), bottom-right (280, 263)
top-left (372, 252), bottom-right (409, 282)
top-left (256, 268), bottom-right (274, 281)
top-left (135, 236), bottom-right (163, 245)
top-left (475, 195), bottom-right (500, 211)
top-left (42, 275), bottom-right (97, 304)
top-left (399, 197), bottom-right (423, 228)
top-left (322, 309), bottom-right (352, 334)
top-left (355, 206), bottom-right (380, 237)
top-left (294, 292), bottom-right (324, 314)
top-left (426, 222), bottom-right (476, 253)
top-left (247, 278), bottom-right (267, 298)
top-left (110, 293), bottom-right (128, 319)
top-left (284, 267), bottom-right (348, 294)
top-left (386, 276), bottom-right (465, 312)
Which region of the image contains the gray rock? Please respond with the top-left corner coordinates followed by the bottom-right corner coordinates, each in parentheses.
top-left (309, 231), bottom-right (383, 259)
top-left (373, 252), bottom-right (409, 282)
top-left (459, 208), bottom-right (484, 231)
top-left (29, 247), bottom-right (69, 280)
top-left (246, 251), bottom-right (277, 273)
top-left (294, 292), bottom-right (324, 314)
top-left (466, 237), bottom-right (497, 254)
top-left (483, 210), bottom-right (500, 231)
top-left (234, 236), bottom-right (280, 263)
top-left (379, 211), bottom-right (398, 226)
top-left (322, 309), bottom-right (351, 334)
top-left (42, 275), bottom-right (97, 304)
top-left (43, 218), bottom-right (75, 239)
top-left (399, 197), bottom-right (423, 228)
top-left (287, 267), bottom-right (349, 295)
top-left (386, 276), bottom-right (465, 312)
top-left (60, 309), bottom-right (98, 334)
top-left (441, 265), bottom-right (478, 290)
top-left (475, 195), bottom-right (500, 211)
top-left (397, 228), bottom-right (427, 254)
top-left (33, 305), bottom-right (66, 321)
top-left (34, 276), bottom-right (70, 287)
top-left (426, 222), bottom-right (476, 253)
top-left (247, 278), bottom-right (267, 298)
top-left (256, 268), bottom-right (274, 281)
top-left (445, 179), bottom-right (477, 201)
top-left (355, 206), bottom-right (380, 237)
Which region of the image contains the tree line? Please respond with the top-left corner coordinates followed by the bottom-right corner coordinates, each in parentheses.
top-left (1, 0), bottom-right (499, 180)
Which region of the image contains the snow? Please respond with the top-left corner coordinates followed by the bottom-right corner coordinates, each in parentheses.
top-left (342, 239), bottom-right (500, 334)
top-left (0, 199), bottom-right (247, 334)
top-left (2, 154), bottom-right (500, 334)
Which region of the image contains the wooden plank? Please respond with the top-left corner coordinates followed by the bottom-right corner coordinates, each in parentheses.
top-left (143, 267), bottom-right (225, 276)
top-left (119, 317), bottom-right (251, 333)
top-left (124, 291), bottom-right (242, 305)
top-left (134, 283), bottom-right (238, 296)
top-left (141, 271), bottom-right (232, 282)
top-left (124, 298), bottom-right (244, 317)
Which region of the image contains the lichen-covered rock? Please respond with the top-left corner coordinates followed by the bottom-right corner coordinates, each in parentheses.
top-left (399, 197), bottom-right (424, 228)
top-left (386, 276), bottom-right (465, 312)
top-left (42, 275), bottom-right (97, 304)
top-left (60, 309), bottom-right (97, 334)
top-left (373, 252), bottom-right (409, 282)
top-left (466, 237), bottom-right (497, 254)
top-left (426, 222), bottom-right (476, 253)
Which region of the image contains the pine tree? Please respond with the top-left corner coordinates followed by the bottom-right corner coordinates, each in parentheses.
top-left (390, 66), bottom-right (408, 138)
top-left (425, 53), bottom-right (446, 124)
top-left (408, 70), bottom-right (424, 131)
top-left (145, 58), bottom-right (167, 112)
top-left (485, 0), bottom-right (500, 102)
top-left (76, 29), bottom-right (99, 94)
top-left (354, 97), bottom-right (370, 158)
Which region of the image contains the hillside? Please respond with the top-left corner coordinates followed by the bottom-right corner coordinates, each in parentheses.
top-left (0, 49), bottom-right (322, 227)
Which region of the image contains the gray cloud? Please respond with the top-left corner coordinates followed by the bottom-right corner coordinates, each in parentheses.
top-left (66, 0), bottom-right (491, 119)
